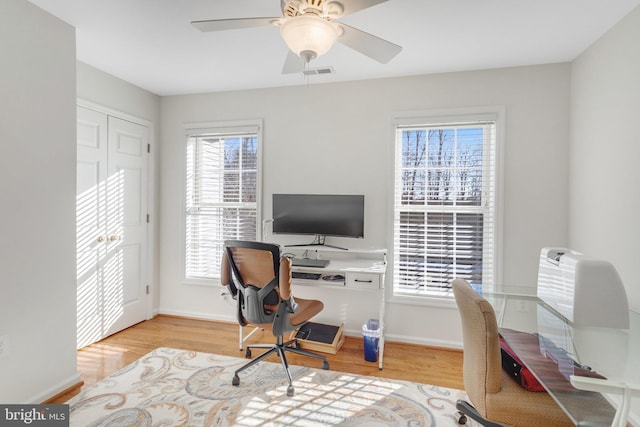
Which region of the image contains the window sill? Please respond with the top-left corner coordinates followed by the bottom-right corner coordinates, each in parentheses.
top-left (182, 277), bottom-right (218, 287)
top-left (388, 293), bottom-right (458, 309)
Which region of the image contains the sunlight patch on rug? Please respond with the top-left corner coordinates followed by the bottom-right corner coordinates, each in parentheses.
top-left (68, 347), bottom-right (476, 426)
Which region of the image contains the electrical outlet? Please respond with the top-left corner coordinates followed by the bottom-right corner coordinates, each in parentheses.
top-left (516, 300), bottom-right (528, 312)
top-left (0, 335), bottom-right (9, 359)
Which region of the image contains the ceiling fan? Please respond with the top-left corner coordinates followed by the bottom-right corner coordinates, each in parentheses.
top-left (191, 0), bottom-right (402, 74)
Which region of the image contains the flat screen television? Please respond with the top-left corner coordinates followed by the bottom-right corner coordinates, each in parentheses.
top-left (272, 194), bottom-right (364, 247)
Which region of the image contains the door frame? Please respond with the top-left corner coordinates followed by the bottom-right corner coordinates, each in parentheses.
top-left (77, 98), bottom-right (155, 324)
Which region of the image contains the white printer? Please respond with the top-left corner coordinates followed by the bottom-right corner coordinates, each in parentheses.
top-left (537, 247), bottom-right (629, 329)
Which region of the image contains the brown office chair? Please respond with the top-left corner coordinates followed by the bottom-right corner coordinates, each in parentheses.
top-left (221, 240), bottom-right (329, 396)
top-left (452, 279), bottom-right (573, 426)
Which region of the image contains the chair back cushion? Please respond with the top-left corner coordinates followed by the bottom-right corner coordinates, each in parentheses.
top-left (228, 246), bottom-right (277, 289)
top-left (452, 279), bottom-right (502, 415)
top-left (221, 240), bottom-right (323, 338)
top-left (222, 241), bottom-right (281, 326)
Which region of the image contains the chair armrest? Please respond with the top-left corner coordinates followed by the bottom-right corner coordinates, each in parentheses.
top-left (283, 296), bottom-right (299, 314)
top-left (279, 256), bottom-right (293, 300)
top-left (226, 280), bottom-right (238, 299)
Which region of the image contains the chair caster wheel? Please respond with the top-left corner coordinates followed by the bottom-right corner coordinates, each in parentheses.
top-left (287, 385), bottom-right (295, 396)
top-left (232, 375), bottom-right (240, 386)
top-left (322, 361), bottom-right (329, 370)
top-left (457, 413), bottom-right (467, 425)
top-left (245, 348), bottom-right (251, 358)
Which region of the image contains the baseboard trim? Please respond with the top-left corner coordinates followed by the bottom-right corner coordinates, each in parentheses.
top-left (33, 373), bottom-right (83, 404)
top-left (157, 310), bottom-right (463, 350)
top-left (158, 308), bottom-right (236, 324)
top-left (340, 327), bottom-right (462, 350)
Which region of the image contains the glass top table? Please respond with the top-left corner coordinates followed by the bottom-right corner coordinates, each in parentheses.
top-left (482, 285), bottom-right (640, 427)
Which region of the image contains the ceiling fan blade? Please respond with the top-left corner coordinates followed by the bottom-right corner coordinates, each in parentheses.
top-left (337, 24), bottom-right (402, 64)
top-left (338, 0), bottom-right (389, 17)
top-left (282, 50), bottom-right (305, 74)
top-left (191, 17), bottom-right (279, 32)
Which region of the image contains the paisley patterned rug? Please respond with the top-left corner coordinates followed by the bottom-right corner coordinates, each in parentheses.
top-left (68, 347), bottom-right (476, 426)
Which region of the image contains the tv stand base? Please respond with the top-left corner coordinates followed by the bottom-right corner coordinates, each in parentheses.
top-left (284, 235), bottom-right (348, 251)
top-left (285, 243), bottom-right (348, 251)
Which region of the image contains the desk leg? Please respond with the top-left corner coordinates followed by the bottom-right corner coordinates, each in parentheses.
top-left (612, 388), bottom-right (630, 427)
top-left (570, 375), bottom-right (640, 427)
top-left (378, 323), bottom-right (384, 370)
top-left (378, 284), bottom-right (386, 370)
top-left (497, 297), bottom-right (506, 327)
top-left (239, 324), bottom-right (261, 350)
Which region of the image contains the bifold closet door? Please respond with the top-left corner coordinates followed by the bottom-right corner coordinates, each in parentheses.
top-left (76, 106), bottom-right (149, 349)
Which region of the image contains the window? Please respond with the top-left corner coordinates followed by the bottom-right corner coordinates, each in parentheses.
top-left (393, 113), bottom-right (499, 298)
top-left (185, 124), bottom-right (261, 280)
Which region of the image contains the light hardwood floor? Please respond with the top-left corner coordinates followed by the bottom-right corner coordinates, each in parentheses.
top-left (49, 315), bottom-right (464, 404)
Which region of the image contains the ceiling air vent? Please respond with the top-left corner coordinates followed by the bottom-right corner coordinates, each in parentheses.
top-left (302, 66), bottom-right (335, 76)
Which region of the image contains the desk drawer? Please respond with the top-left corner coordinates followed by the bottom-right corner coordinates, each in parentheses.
top-left (346, 272), bottom-right (380, 290)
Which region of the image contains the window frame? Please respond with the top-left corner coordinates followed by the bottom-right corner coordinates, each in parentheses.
top-left (389, 108), bottom-right (504, 305)
top-left (182, 120), bottom-right (263, 286)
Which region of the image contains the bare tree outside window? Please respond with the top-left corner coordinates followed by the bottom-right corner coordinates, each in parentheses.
top-left (394, 122), bottom-right (495, 297)
top-left (186, 133), bottom-right (259, 280)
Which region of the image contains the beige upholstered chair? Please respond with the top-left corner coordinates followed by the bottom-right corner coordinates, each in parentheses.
top-left (452, 278), bottom-right (573, 426)
top-left (221, 240), bottom-right (329, 397)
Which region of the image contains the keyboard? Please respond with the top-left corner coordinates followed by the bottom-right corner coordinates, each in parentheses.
top-left (292, 258), bottom-right (330, 268)
top-left (291, 272), bottom-right (322, 280)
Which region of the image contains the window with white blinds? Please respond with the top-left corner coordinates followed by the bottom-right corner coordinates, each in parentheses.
top-left (185, 126), bottom-right (260, 280)
top-left (393, 116), bottom-right (497, 298)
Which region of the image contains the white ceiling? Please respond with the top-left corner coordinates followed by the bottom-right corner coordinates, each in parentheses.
top-left (27, 0), bottom-right (640, 96)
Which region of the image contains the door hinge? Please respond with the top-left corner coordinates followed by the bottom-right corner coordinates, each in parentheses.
top-left (147, 143), bottom-right (150, 154)
top-left (146, 214), bottom-right (150, 223)
top-left (146, 285), bottom-right (150, 295)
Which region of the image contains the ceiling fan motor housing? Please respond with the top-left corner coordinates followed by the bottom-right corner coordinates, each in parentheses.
top-left (282, 0), bottom-right (344, 20)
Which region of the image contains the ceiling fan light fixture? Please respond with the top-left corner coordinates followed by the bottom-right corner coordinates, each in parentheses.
top-left (280, 15), bottom-right (339, 62)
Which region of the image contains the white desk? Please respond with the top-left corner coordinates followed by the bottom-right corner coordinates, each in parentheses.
top-left (285, 246), bottom-right (387, 369)
top-left (484, 287), bottom-right (640, 427)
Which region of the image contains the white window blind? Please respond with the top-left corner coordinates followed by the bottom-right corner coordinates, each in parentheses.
top-left (185, 128), bottom-right (259, 279)
top-left (393, 119), bottom-right (497, 297)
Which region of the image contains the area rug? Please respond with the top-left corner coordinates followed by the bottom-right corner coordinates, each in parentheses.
top-left (68, 347), bottom-right (476, 426)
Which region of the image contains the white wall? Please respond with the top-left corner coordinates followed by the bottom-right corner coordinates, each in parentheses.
top-left (76, 62), bottom-right (162, 311)
top-left (159, 63), bottom-right (571, 347)
top-left (0, 0), bottom-right (78, 403)
top-left (570, 8), bottom-right (640, 422)
top-left (570, 5), bottom-right (640, 313)
top-left (77, 62), bottom-right (161, 124)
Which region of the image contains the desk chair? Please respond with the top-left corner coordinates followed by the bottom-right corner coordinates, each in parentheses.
top-left (452, 279), bottom-right (573, 426)
top-left (221, 240), bottom-right (329, 396)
